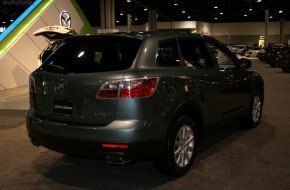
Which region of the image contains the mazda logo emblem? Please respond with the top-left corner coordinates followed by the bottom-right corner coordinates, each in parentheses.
top-left (54, 83), bottom-right (65, 95)
top-left (60, 11), bottom-right (71, 28)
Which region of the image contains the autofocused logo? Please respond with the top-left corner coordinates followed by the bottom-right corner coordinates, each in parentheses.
top-left (42, 79), bottom-right (67, 95)
top-left (2, 0), bottom-right (34, 5)
top-left (60, 11), bottom-right (71, 28)
top-left (54, 83), bottom-right (65, 95)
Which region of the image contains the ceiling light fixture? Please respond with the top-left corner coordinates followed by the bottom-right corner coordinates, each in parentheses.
top-left (174, 1), bottom-right (178, 6)
top-left (182, 9), bottom-right (186, 14)
top-left (220, 12), bottom-right (224, 15)
top-left (127, 0), bottom-right (131, 2)
top-left (249, 6), bottom-right (253, 11)
top-left (214, 5), bottom-right (218, 9)
top-left (279, 10), bottom-right (283, 14)
top-left (244, 13), bottom-right (248, 17)
top-left (120, 11), bottom-right (123, 16)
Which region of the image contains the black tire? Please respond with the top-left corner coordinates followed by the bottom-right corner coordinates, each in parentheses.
top-left (269, 62), bottom-right (276, 67)
top-left (281, 67), bottom-right (290, 72)
top-left (241, 91), bottom-right (263, 128)
top-left (155, 116), bottom-right (198, 177)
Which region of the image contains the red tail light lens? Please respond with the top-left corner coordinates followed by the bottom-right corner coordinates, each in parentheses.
top-left (97, 77), bottom-right (158, 99)
top-left (120, 78), bottom-right (158, 98)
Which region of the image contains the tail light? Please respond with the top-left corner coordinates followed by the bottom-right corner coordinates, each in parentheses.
top-left (29, 76), bottom-right (37, 93)
top-left (97, 77), bottom-right (158, 99)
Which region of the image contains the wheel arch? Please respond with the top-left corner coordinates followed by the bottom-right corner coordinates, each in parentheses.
top-left (166, 102), bottom-right (203, 143)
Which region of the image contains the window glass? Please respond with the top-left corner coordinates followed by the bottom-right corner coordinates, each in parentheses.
top-left (208, 42), bottom-right (236, 68)
top-left (157, 40), bottom-right (180, 66)
top-left (179, 39), bottom-right (210, 67)
top-left (41, 36), bottom-right (141, 73)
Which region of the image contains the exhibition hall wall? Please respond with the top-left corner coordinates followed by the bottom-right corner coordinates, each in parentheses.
top-left (108, 20), bottom-right (290, 46)
top-left (0, 0), bottom-right (93, 91)
top-left (211, 22), bottom-right (290, 45)
top-left (94, 19), bottom-right (289, 47)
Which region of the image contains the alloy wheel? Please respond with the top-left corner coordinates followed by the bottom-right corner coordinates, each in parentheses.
top-left (174, 125), bottom-right (194, 168)
top-left (252, 95), bottom-right (262, 123)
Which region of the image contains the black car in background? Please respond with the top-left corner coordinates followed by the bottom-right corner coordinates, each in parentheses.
top-left (266, 47), bottom-right (283, 67)
top-left (262, 45), bottom-right (289, 67)
top-left (26, 32), bottom-right (264, 176)
top-left (279, 49), bottom-right (290, 72)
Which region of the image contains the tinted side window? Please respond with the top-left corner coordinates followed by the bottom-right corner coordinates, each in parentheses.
top-left (208, 42), bottom-right (236, 68)
top-left (179, 39), bottom-right (212, 67)
top-left (157, 40), bottom-right (180, 66)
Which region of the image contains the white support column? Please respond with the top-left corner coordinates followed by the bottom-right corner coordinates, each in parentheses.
top-left (148, 10), bottom-right (157, 31)
top-left (265, 9), bottom-right (269, 47)
top-left (100, 0), bottom-right (115, 29)
top-left (280, 18), bottom-right (285, 44)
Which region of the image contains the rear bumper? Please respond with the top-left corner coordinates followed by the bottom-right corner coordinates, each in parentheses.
top-left (26, 109), bottom-right (166, 161)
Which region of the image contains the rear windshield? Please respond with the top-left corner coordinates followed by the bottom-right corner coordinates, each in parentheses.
top-left (41, 35), bottom-right (142, 73)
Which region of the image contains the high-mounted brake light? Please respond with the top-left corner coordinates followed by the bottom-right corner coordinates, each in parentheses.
top-left (97, 77), bottom-right (158, 99)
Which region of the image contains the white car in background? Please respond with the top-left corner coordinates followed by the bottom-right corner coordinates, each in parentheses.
top-left (245, 47), bottom-right (262, 58)
top-left (231, 44), bottom-right (249, 54)
top-left (33, 25), bottom-right (77, 64)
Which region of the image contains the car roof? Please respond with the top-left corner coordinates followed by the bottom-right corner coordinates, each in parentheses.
top-left (65, 32), bottom-right (213, 42)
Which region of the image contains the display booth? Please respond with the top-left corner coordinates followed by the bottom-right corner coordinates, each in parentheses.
top-left (0, 0), bottom-right (93, 90)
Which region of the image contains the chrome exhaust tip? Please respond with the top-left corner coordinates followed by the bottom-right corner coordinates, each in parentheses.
top-left (106, 154), bottom-right (131, 165)
top-left (31, 139), bottom-right (39, 147)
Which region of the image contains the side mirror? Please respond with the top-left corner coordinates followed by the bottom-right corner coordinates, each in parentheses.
top-left (240, 58), bottom-right (252, 69)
